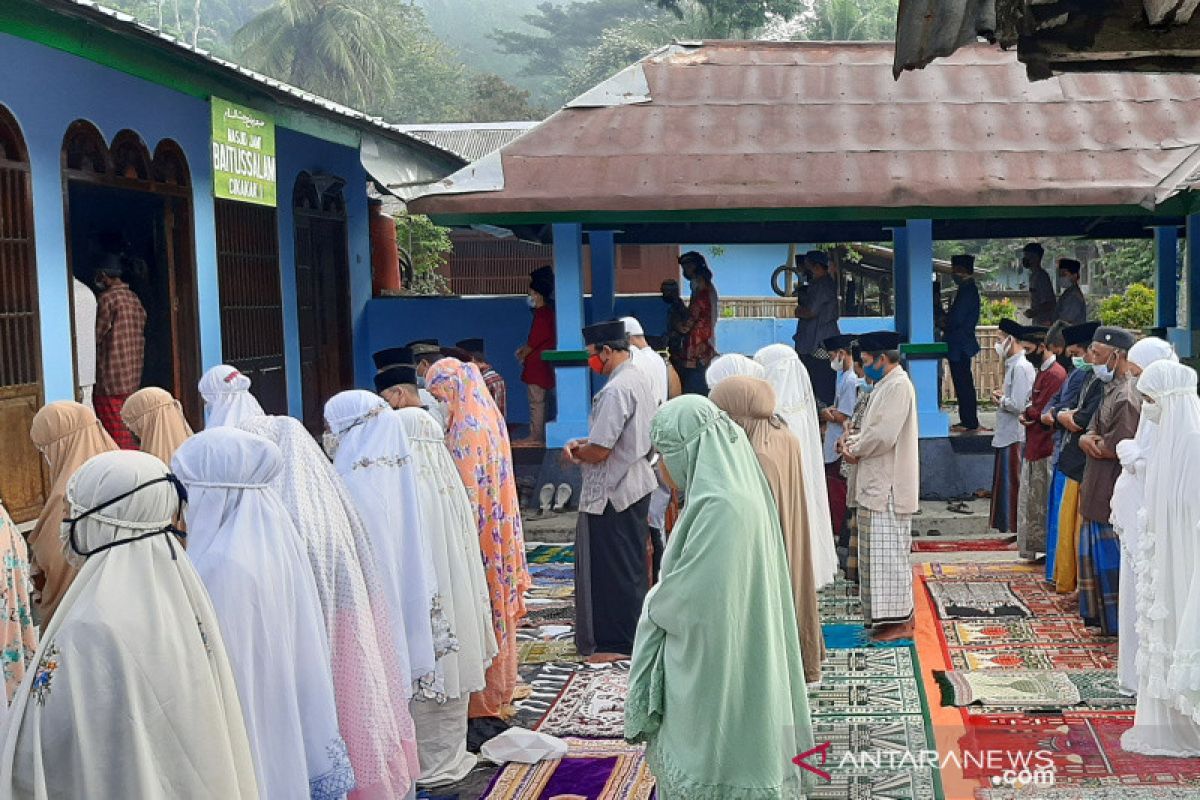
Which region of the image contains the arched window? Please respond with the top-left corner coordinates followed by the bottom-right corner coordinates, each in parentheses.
top-left (110, 129), bottom-right (152, 181)
top-left (152, 139), bottom-right (191, 188)
top-left (61, 119), bottom-right (110, 175)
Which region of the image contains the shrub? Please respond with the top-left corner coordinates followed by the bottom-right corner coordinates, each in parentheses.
top-left (1097, 283), bottom-right (1155, 330)
top-left (980, 298), bottom-right (1017, 326)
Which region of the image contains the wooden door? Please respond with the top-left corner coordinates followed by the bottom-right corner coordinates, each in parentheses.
top-left (214, 199), bottom-right (288, 415)
top-left (293, 174), bottom-right (351, 434)
top-left (0, 107), bottom-right (46, 523)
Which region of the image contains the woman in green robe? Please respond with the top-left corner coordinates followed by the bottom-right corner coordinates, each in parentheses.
top-left (626, 394), bottom-right (815, 799)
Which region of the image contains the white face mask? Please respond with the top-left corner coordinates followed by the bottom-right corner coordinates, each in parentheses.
top-left (321, 431), bottom-right (339, 460)
top-left (1093, 360), bottom-right (1115, 383)
top-left (994, 337), bottom-right (1011, 358)
top-left (526, 295), bottom-right (538, 309)
top-left (831, 359), bottom-right (845, 373)
top-left (1142, 401), bottom-right (1162, 424)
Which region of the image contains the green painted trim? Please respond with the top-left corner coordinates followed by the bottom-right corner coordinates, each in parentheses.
top-left (901, 342), bottom-right (948, 357)
top-left (542, 349), bottom-right (589, 362)
top-left (1, 0), bottom-right (361, 148)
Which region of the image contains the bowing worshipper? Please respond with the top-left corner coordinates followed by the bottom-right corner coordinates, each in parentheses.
top-left (840, 345), bottom-right (873, 583)
top-left (710, 376), bottom-right (825, 684)
top-left (120, 386), bottom-right (193, 465)
top-left (0, 502), bottom-right (36, 702)
top-left (324, 391), bottom-right (443, 700)
top-left (705, 352), bottom-right (765, 390)
top-left (1076, 326), bottom-right (1142, 635)
top-left (564, 320), bottom-right (657, 659)
top-left (1120, 360), bottom-right (1200, 756)
top-left (1108, 337), bottom-right (1177, 694)
top-left (28, 402), bottom-right (117, 623)
top-left (1015, 325), bottom-right (1067, 561)
top-left (377, 346), bottom-right (446, 430)
top-left (822, 333), bottom-right (860, 542)
top-left (0, 451), bottom-right (258, 798)
top-left (239, 414), bottom-right (421, 799)
top-left (841, 331), bottom-right (920, 641)
top-left (626, 395), bottom-right (814, 799)
top-left (375, 362), bottom-right (425, 410)
top-left (989, 319), bottom-right (1035, 534)
top-left (425, 358), bottom-right (529, 722)
top-left (398, 405), bottom-right (499, 785)
top-left (457, 338), bottom-right (507, 418)
top-left (173, 429), bottom-right (354, 799)
top-left (199, 364), bottom-right (265, 428)
top-left (754, 343), bottom-right (838, 589)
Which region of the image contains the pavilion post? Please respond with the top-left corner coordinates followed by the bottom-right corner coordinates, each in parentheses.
top-left (589, 230), bottom-right (616, 323)
top-left (1175, 214), bottom-right (1200, 358)
top-left (545, 223), bottom-right (591, 448)
top-left (1154, 225), bottom-right (1179, 331)
top-left (891, 226), bottom-right (910, 337)
top-left (899, 219), bottom-right (950, 438)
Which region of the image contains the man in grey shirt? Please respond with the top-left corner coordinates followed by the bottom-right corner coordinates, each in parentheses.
top-left (1021, 242), bottom-right (1056, 327)
top-left (793, 250), bottom-right (841, 406)
top-left (1054, 258), bottom-right (1088, 326)
top-left (565, 319), bottom-right (657, 658)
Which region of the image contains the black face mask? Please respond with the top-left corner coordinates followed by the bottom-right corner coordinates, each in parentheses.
top-left (1026, 350), bottom-right (1045, 369)
top-left (1056, 353), bottom-right (1072, 370)
top-left (64, 474), bottom-right (188, 560)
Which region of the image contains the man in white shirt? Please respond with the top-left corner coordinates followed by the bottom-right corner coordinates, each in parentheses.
top-left (72, 277), bottom-right (97, 408)
top-left (623, 317), bottom-right (668, 407)
top-left (990, 318), bottom-right (1036, 534)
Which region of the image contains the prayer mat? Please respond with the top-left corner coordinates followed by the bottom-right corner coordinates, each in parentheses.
top-left (481, 737), bottom-right (655, 800)
top-left (527, 586), bottom-right (574, 600)
top-left (809, 769), bottom-right (940, 800)
top-left (925, 581), bottom-right (1032, 620)
top-left (948, 645), bottom-right (1115, 672)
top-left (537, 664), bottom-right (630, 738)
top-left (808, 676), bottom-right (923, 716)
top-left (525, 564), bottom-right (575, 583)
top-left (518, 639), bottom-right (583, 665)
top-left (513, 662), bottom-right (578, 728)
top-left (818, 579), bottom-right (861, 600)
top-left (819, 595), bottom-right (865, 624)
top-left (934, 669), bottom-right (1081, 708)
top-left (919, 562), bottom-right (1041, 579)
top-left (823, 624), bottom-right (869, 649)
top-left (526, 544), bottom-right (576, 564)
top-left (811, 715), bottom-right (929, 761)
top-left (822, 647), bottom-right (915, 679)
top-left (519, 605), bottom-right (575, 630)
top-left (911, 537), bottom-right (1017, 553)
top-left (978, 789), bottom-right (1195, 799)
top-left (1065, 670), bottom-right (1134, 708)
top-left (941, 618), bottom-right (1101, 647)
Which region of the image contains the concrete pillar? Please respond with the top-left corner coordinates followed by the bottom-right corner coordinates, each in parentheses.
top-left (1175, 214), bottom-right (1200, 357)
top-left (545, 223), bottom-right (591, 448)
top-left (1154, 225), bottom-right (1179, 330)
top-left (891, 226), bottom-right (911, 340)
top-left (589, 230), bottom-right (616, 323)
top-left (901, 219), bottom-right (950, 438)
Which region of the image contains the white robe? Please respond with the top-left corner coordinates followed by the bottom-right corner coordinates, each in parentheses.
top-left (72, 278), bottom-right (96, 407)
top-left (0, 451), bottom-right (258, 799)
top-left (706, 353), bottom-right (765, 390)
top-left (199, 364), bottom-right (266, 428)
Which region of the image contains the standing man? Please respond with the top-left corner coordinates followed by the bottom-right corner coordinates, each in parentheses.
top-left (72, 277), bottom-right (97, 409)
top-left (678, 252), bottom-right (719, 396)
top-left (990, 319), bottom-right (1036, 534)
top-left (944, 254), bottom-right (984, 433)
top-left (821, 333), bottom-right (859, 543)
top-left (1077, 327), bottom-right (1141, 635)
top-left (93, 253), bottom-right (146, 449)
top-left (566, 320), bottom-right (656, 660)
top-left (1021, 242), bottom-right (1056, 327)
top-left (1016, 326), bottom-right (1067, 561)
top-left (457, 338), bottom-right (507, 418)
top-left (793, 250), bottom-right (841, 407)
top-left (623, 317), bottom-right (668, 407)
top-left (660, 278), bottom-right (690, 378)
top-left (1055, 258), bottom-right (1088, 326)
top-left (841, 331), bottom-right (919, 642)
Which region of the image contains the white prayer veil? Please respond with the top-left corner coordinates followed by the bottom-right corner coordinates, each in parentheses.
top-left (237, 414), bottom-right (420, 798)
top-left (172, 428), bottom-right (352, 799)
top-left (754, 343), bottom-right (838, 588)
top-left (0, 451), bottom-right (258, 799)
top-left (1129, 337), bottom-right (1177, 371)
top-left (324, 390), bottom-right (443, 697)
top-left (706, 353), bottom-right (765, 390)
top-left (199, 364), bottom-right (265, 428)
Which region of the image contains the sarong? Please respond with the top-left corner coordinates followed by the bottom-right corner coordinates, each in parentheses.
top-left (989, 444), bottom-right (1022, 533)
top-left (410, 696), bottom-right (474, 787)
top-left (574, 494), bottom-right (651, 656)
top-left (857, 494), bottom-right (913, 628)
top-left (845, 504), bottom-right (859, 584)
top-left (94, 393), bottom-right (136, 449)
top-left (825, 460), bottom-right (848, 542)
top-left (1016, 457), bottom-right (1053, 558)
top-left (1044, 469), bottom-right (1068, 582)
top-left (1078, 520), bottom-right (1120, 635)
top-left (1053, 479), bottom-right (1082, 593)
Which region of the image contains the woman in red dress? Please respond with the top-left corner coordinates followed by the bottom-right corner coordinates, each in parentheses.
top-left (514, 266), bottom-right (556, 445)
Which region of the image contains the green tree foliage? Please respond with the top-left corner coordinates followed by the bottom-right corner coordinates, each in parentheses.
top-left (980, 298), bottom-right (1017, 326)
top-left (654, 0), bottom-right (802, 37)
top-left (1090, 240), bottom-right (1155, 293)
top-left (396, 214), bottom-right (453, 295)
top-left (1097, 283), bottom-right (1155, 329)
top-left (798, 0), bottom-right (897, 40)
top-left (459, 74), bottom-right (545, 122)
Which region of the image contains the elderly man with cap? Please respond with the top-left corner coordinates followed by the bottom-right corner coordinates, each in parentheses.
top-left (623, 317), bottom-right (668, 408)
top-left (456, 338), bottom-right (506, 418)
top-left (1075, 326), bottom-right (1141, 635)
top-left (565, 320), bottom-right (656, 660)
top-left (840, 331), bottom-right (919, 641)
top-left (944, 254), bottom-right (984, 433)
top-left (92, 253), bottom-right (147, 448)
top-left (1020, 242), bottom-right (1056, 327)
top-left (821, 333), bottom-right (859, 539)
top-left (990, 319), bottom-right (1036, 534)
top-left (515, 266), bottom-right (556, 445)
top-left (793, 250), bottom-right (841, 407)
top-left (375, 346), bottom-right (446, 429)
top-left (1055, 258), bottom-right (1088, 326)
top-left (1015, 325), bottom-right (1067, 561)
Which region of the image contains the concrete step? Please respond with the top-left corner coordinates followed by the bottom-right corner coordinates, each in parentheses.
top-left (521, 510), bottom-right (578, 544)
top-left (910, 498), bottom-right (993, 538)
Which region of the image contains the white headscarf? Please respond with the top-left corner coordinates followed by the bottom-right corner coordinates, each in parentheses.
top-left (1121, 361), bottom-right (1200, 755)
top-left (706, 353), bottom-right (765, 390)
top-left (172, 429), bottom-right (352, 799)
top-left (754, 344), bottom-right (838, 588)
top-left (398, 406), bottom-right (498, 699)
top-left (199, 365), bottom-right (265, 428)
top-left (324, 390), bottom-right (444, 698)
top-left (1129, 337), bottom-right (1177, 371)
top-left (237, 414), bottom-right (420, 798)
top-left (0, 451), bottom-right (258, 799)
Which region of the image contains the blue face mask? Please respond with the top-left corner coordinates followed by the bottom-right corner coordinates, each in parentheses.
top-left (863, 359), bottom-right (885, 383)
top-left (861, 382), bottom-right (874, 394)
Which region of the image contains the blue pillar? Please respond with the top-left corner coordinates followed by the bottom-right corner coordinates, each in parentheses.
top-left (902, 219), bottom-right (950, 438)
top-left (1154, 226), bottom-right (1179, 331)
top-left (891, 226), bottom-right (910, 337)
top-left (1175, 214), bottom-right (1200, 357)
top-left (589, 231), bottom-right (616, 323)
top-left (545, 223), bottom-right (591, 448)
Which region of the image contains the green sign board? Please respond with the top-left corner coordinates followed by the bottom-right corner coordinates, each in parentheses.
top-left (211, 97), bottom-right (277, 206)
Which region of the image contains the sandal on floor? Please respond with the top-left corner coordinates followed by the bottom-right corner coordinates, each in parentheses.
top-left (537, 483), bottom-right (555, 516)
top-left (947, 501), bottom-right (971, 514)
top-left (553, 483), bottom-right (572, 512)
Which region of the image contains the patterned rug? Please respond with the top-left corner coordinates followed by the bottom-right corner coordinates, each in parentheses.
top-left (978, 790), bottom-right (1195, 799)
top-left (941, 618), bottom-right (1103, 647)
top-left (537, 664), bottom-right (630, 738)
top-left (527, 586), bottom-right (574, 600)
top-left (526, 544), bottom-right (576, 564)
top-left (948, 645), bottom-right (1115, 671)
top-left (911, 537), bottom-right (1016, 553)
top-left (481, 737), bottom-right (655, 799)
top-left (812, 714), bottom-right (930, 760)
top-left (812, 769), bottom-right (940, 800)
top-left (519, 604), bottom-right (575, 630)
top-left (926, 581), bottom-right (1032, 619)
top-left (513, 662), bottom-right (578, 727)
top-left (822, 647), bottom-right (915, 678)
top-left (525, 564), bottom-right (575, 584)
top-left (518, 639), bottom-right (583, 665)
top-left (809, 675), bottom-right (924, 716)
top-left (935, 669), bottom-right (1081, 707)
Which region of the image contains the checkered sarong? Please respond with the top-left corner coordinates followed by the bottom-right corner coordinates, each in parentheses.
top-left (1016, 456), bottom-right (1053, 558)
top-left (857, 494), bottom-right (914, 627)
top-left (94, 393), bottom-right (136, 449)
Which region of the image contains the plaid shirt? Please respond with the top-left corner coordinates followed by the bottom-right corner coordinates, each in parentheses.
top-left (95, 281), bottom-right (146, 396)
top-left (480, 362), bottom-right (507, 418)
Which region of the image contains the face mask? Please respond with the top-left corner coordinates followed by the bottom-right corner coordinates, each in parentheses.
top-left (588, 353), bottom-right (607, 375)
top-left (994, 337), bottom-right (1010, 358)
top-left (322, 431), bottom-right (340, 460)
top-left (688, 280), bottom-right (699, 292)
top-left (1059, 275), bottom-right (1073, 287)
top-left (1026, 350), bottom-right (1045, 369)
top-left (64, 474), bottom-right (187, 560)
top-left (1072, 356), bottom-right (1091, 372)
top-left (1093, 357), bottom-right (1116, 383)
top-left (416, 375), bottom-right (427, 389)
top-left (526, 295), bottom-right (538, 309)
top-left (952, 275), bottom-right (965, 286)
top-left (863, 360), bottom-right (885, 383)
top-left (860, 381), bottom-right (874, 394)
top-left (1142, 401), bottom-right (1162, 424)
top-left (831, 359), bottom-right (845, 373)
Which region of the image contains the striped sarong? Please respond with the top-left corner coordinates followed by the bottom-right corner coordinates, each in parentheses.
top-left (858, 494), bottom-right (913, 628)
top-left (1044, 469), bottom-right (1068, 582)
top-left (1017, 457), bottom-right (1053, 558)
top-left (989, 444), bottom-right (1022, 533)
top-left (1078, 520), bottom-right (1120, 635)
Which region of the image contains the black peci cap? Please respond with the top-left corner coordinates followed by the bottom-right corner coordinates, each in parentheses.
top-left (582, 320), bottom-right (628, 346)
top-left (857, 331), bottom-right (902, 353)
top-left (1062, 321), bottom-right (1101, 347)
top-left (374, 365), bottom-right (417, 393)
top-left (373, 347), bottom-right (413, 370)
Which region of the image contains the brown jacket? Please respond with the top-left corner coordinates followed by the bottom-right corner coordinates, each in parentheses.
top-left (848, 366), bottom-right (920, 515)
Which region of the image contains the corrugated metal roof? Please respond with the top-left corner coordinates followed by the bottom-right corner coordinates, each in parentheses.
top-left (409, 40), bottom-right (1200, 221)
top-left (399, 122), bottom-right (538, 162)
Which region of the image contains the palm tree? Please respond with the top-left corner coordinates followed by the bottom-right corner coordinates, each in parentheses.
top-left (803, 0), bottom-right (897, 41)
top-left (234, 0), bottom-right (401, 109)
